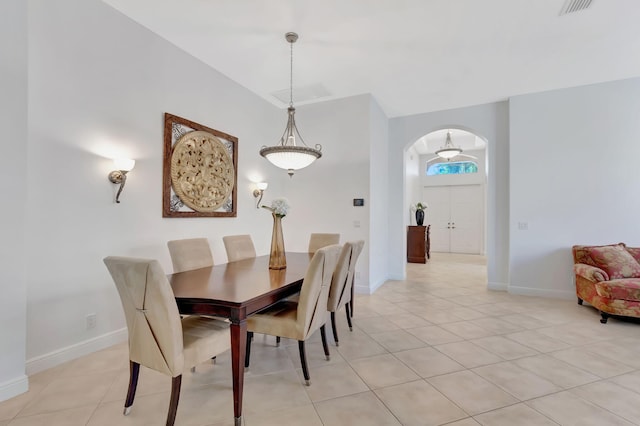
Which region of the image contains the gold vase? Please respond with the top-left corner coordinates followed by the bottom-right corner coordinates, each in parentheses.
top-left (269, 213), bottom-right (286, 270)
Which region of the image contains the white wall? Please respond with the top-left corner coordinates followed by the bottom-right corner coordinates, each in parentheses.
top-left (24, 0), bottom-right (285, 371)
top-left (368, 97), bottom-right (389, 293)
top-left (509, 77), bottom-right (640, 298)
top-left (0, 0), bottom-right (28, 400)
top-left (388, 102), bottom-right (510, 290)
top-left (279, 95), bottom-right (372, 292)
top-left (405, 146), bottom-right (421, 226)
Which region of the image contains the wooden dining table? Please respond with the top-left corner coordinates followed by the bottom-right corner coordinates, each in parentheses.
top-left (168, 252), bottom-right (312, 426)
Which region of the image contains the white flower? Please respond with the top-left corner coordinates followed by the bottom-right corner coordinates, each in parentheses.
top-left (415, 202), bottom-right (428, 210)
top-left (262, 198), bottom-right (290, 217)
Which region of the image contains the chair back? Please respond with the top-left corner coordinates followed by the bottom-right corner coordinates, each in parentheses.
top-left (308, 233), bottom-right (340, 254)
top-left (328, 240), bottom-right (364, 311)
top-left (296, 244), bottom-right (341, 339)
top-left (223, 234), bottom-right (257, 262)
top-left (167, 238), bottom-right (213, 273)
top-left (104, 256), bottom-right (185, 377)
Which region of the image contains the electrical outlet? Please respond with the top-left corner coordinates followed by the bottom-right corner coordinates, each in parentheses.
top-left (86, 313), bottom-right (97, 330)
top-left (517, 222), bottom-right (528, 230)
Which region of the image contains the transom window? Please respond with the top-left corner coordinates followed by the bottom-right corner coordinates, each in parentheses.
top-left (427, 161), bottom-right (478, 176)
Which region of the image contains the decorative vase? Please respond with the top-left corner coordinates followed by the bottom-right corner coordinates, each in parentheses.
top-left (269, 213), bottom-right (286, 269)
top-left (415, 209), bottom-right (425, 226)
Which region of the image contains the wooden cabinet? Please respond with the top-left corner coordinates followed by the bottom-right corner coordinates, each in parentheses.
top-left (407, 225), bottom-right (429, 263)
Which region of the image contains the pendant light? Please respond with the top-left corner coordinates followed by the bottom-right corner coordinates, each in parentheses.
top-left (435, 130), bottom-right (462, 159)
top-left (260, 32), bottom-right (322, 177)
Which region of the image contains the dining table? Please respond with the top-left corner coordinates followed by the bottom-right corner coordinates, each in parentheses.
top-left (168, 252), bottom-right (312, 426)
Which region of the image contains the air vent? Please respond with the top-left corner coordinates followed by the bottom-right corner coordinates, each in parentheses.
top-left (559, 0), bottom-right (593, 15)
top-left (271, 83), bottom-right (331, 105)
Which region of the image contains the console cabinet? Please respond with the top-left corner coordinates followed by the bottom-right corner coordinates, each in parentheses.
top-left (407, 225), bottom-right (430, 263)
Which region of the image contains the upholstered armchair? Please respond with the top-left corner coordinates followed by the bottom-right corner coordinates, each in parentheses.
top-left (573, 243), bottom-right (640, 323)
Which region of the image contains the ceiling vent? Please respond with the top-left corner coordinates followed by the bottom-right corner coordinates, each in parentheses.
top-left (271, 83), bottom-right (331, 105)
top-left (559, 0), bottom-right (593, 15)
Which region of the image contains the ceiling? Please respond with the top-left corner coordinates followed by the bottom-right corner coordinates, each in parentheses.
top-left (103, 0), bottom-right (640, 118)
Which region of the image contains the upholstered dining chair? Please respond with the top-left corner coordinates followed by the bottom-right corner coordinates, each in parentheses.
top-left (167, 238), bottom-right (213, 273)
top-left (327, 240), bottom-right (364, 346)
top-left (244, 244), bottom-right (341, 385)
top-left (308, 233), bottom-right (340, 254)
top-left (223, 234), bottom-right (257, 262)
top-left (103, 256), bottom-right (230, 426)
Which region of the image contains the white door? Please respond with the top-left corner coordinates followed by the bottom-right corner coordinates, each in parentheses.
top-left (423, 185), bottom-right (483, 254)
top-left (423, 186), bottom-right (451, 252)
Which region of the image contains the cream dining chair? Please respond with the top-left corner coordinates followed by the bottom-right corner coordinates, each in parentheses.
top-left (223, 234), bottom-right (257, 262)
top-left (308, 233), bottom-right (340, 254)
top-left (167, 238), bottom-right (213, 273)
top-left (103, 256), bottom-right (230, 426)
top-left (327, 240), bottom-right (364, 346)
top-left (244, 244), bottom-right (341, 385)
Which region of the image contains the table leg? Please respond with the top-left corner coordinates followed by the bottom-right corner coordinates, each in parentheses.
top-left (230, 319), bottom-right (247, 426)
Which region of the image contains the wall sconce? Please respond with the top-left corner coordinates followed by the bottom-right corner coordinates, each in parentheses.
top-left (252, 182), bottom-right (268, 208)
top-left (108, 158), bottom-right (135, 203)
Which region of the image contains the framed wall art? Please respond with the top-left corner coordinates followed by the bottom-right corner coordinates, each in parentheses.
top-left (163, 113), bottom-right (238, 217)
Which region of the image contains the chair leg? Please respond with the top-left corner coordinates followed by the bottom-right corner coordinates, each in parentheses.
top-left (345, 303), bottom-right (353, 331)
top-left (276, 336), bottom-right (281, 347)
top-left (123, 361), bottom-right (140, 415)
top-left (577, 297), bottom-right (583, 305)
top-left (166, 375), bottom-right (182, 426)
top-left (245, 331), bottom-right (253, 368)
top-left (320, 325), bottom-right (331, 360)
top-left (330, 312), bottom-right (339, 346)
top-left (298, 341), bottom-right (311, 386)
top-left (600, 312), bottom-right (609, 324)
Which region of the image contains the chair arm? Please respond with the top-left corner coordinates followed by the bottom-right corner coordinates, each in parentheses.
top-left (574, 263), bottom-right (609, 282)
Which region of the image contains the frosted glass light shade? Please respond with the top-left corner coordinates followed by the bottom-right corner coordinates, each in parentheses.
top-left (256, 182), bottom-right (268, 190)
top-left (260, 146), bottom-right (321, 172)
top-left (114, 158), bottom-right (135, 171)
top-left (435, 148), bottom-right (462, 159)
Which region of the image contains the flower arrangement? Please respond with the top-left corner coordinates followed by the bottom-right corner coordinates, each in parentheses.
top-left (415, 202), bottom-right (428, 211)
top-left (262, 198), bottom-right (290, 217)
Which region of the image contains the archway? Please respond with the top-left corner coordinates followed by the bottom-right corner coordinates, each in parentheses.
top-left (407, 127), bottom-right (488, 256)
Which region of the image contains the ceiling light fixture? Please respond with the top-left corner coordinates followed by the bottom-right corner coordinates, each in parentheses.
top-left (260, 32), bottom-right (322, 177)
top-left (435, 130), bottom-right (463, 160)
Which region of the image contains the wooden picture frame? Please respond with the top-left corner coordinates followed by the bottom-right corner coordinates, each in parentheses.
top-left (163, 113), bottom-right (238, 217)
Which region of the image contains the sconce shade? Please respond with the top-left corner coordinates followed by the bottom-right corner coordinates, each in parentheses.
top-left (257, 182), bottom-right (268, 191)
top-left (114, 158), bottom-right (135, 171)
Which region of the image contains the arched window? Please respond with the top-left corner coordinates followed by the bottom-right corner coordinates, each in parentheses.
top-left (427, 161), bottom-right (478, 176)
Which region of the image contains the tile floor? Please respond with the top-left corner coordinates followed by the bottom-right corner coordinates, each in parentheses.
top-left (3, 253), bottom-right (640, 425)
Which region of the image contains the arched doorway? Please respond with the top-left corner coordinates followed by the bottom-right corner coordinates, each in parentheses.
top-left (408, 128), bottom-right (488, 255)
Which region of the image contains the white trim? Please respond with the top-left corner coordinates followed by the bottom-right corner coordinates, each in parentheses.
top-left (26, 328), bottom-right (127, 375)
top-left (508, 285), bottom-right (575, 300)
top-left (0, 375), bottom-right (28, 402)
top-left (488, 281), bottom-right (508, 291)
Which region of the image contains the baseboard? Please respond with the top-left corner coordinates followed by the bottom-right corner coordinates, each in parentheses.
top-left (488, 281), bottom-right (508, 291)
top-left (0, 375), bottom-right (28, 402)
top-left (26, 328), bottom-right (127, 375)
top-left (508, 285), bottom-right (575, 300)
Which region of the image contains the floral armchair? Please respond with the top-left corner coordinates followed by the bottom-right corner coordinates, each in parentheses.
top-left (573, 243), bottom-right (640, 323)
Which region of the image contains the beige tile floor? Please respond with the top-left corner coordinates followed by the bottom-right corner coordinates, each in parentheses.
top-left (3, 253), bottom-right (640, 425)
